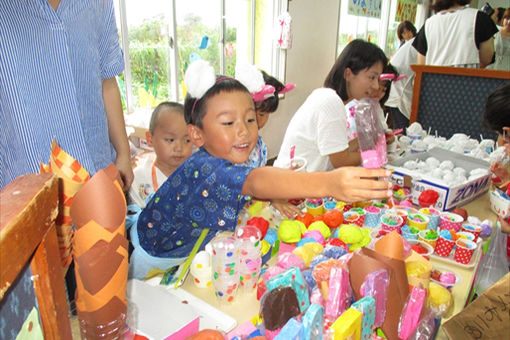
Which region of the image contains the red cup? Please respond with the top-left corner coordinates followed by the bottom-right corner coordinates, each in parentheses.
top-left (454, 239), bottom-right (476, 264)
top-left (434, 236), bottom-right (455, 257)
top-left (439, 212), bottom-right (463, 232)
top-left (343, 204), bottom-right (353, 213)
top-left (461, 225), bottom-right (482, 242)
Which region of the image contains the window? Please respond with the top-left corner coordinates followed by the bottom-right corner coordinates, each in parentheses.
top-left (115, 0), bottom-right (287, 113)
top-left (337, 0), bottom-right (427, 58)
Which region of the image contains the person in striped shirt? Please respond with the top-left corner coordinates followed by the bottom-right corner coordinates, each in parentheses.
top-left (0, 0), bottom-right (133, 190)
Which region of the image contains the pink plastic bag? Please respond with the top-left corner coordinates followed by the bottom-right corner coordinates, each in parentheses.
top-left (354, 99), bottom-right (387, 169)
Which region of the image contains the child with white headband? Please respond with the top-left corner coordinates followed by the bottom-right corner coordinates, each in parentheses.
top-left (129, 59), bottom-right (393, 279)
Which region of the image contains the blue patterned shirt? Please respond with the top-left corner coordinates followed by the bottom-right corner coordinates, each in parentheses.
top-left (137, 148), bottom-right (254, 258)
top-left (0, 0), bottom-right (124, 188)
top-left (242, 135), bottom-right (268, 168)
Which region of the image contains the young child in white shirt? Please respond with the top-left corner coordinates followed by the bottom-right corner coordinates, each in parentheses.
top-left (128, 102), bottom-right (193, 207)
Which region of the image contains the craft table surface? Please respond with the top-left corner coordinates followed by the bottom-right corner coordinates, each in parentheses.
top-left (180, 193), bottom-right (497, 338)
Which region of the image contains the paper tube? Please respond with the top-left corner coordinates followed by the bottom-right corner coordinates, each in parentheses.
top-left (348, 247), bottom-right (409, 340)
top-left (40, 140), bottom-right (90, 268)
top-left (70, 165), bottom-right (128, 339)
top-left (375, 230), bottom-right (404, 260)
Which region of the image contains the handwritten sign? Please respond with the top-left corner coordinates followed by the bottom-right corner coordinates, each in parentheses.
top-left (348, 0), bottom-right (382, 19)
top-left (395, 0), bottom-right (417, 22)
top-left (444, 273), bottom-right (510, 340)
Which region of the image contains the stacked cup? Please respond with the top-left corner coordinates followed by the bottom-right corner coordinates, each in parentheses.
top-left (439, 212), bottom-right (464, 232)
top-left (434, 230), bottom-right (456, 257)
top-left (235, 225), bottom-right (263, 292)
top-left (419, 208), bottom-right (441, 231)
top-left (210, 236), bottom-right (241, 303)
top-left (349, 208), bottom-right (366, 227)
top-left (454, 239), bottom-right (477, 264)
top-left (461, 225), bottom-right (482, 242)
top-left (380, 214), bottom-right (404, 233)
top-left (363, 206), bottom-right (381, 228)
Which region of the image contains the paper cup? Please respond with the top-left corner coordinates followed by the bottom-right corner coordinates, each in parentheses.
top-left (419, 208), bottom-right (441, 230)
top-left (407, 133), bottom-right (423, 144)
top-left (418, 230), bottom-right (438, 248)
top-left (434, 235), bottom-right (455, 257)
top-left (380, 214), bottom-right (403, 233)
top-left (287, 156), bottom-right (307, 172)
top-left (306, 198), bottom-right (324, 216)
top-left (402, 228), bottom-right (419, 241)
top-left (439, 212), bottom-right (464, 232)
top-left (342, 203), bottom-right (353, 212)
top-left (407, 213), bottom-right (429, 231)
top-left (363, 206), bottom-right (381, 228)
top-left (348, 208), bottom-right (366, 227)
top-left (211, 236), bottom-right (240, 303)
top-left (461, 225), bottom-right (482, 242)
top-left (323, 199), bottom-right (338, 211)
top-left (456, 231), bottom-right (475, 242)
top-left (454, 239), bottom-right (477, 264)
top-left (343, 211), bottom-right (360, 226)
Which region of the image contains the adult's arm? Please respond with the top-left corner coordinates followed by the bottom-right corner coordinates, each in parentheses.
top-left (479, 37), bottom-right (495, 68)
top-left (417, 53), bottom-right (426, 65)
top-left (103, 77), bottom-right (134, 191)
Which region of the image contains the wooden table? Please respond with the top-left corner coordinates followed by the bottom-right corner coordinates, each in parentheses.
top-left (181, 192), bottom-right (498, 337)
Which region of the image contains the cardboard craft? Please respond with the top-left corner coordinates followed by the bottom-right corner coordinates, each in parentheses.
top-left (443, 273), bottom-right (510, 340)
top-left (349, 248), bottom-right (409, 340)
top-left (70, 169), bottom-right (126, 232)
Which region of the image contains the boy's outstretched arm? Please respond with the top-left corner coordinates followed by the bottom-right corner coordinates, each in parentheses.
top-left (242, 166), bottom-right (392, 203)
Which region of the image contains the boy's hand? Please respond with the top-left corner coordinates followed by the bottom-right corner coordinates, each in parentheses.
top-left (329, 167), bottom-right (392, 203)
top-left (271, 199), bottom-right (302, 219)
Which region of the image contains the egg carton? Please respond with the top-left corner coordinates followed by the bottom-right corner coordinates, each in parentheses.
top-left (387, 148), bottom-right (491, 211)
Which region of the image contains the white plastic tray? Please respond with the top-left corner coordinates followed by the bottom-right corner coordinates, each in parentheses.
top-left (429, 238), bottom-right (482, 269)
top-left (127, 279), bottom-right (237, 339)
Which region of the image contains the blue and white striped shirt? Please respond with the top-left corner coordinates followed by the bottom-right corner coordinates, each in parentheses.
top-left (0, 0), bottom-right (124, 189)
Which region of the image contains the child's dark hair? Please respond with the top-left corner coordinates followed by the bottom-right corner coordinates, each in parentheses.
top-left (431, 0), bottom-right (470, 13)
top-left (494, 7), bottom-right (506, 24)
top-left (324, 39), bottom-right (388, 102)
top-left (482, 82), bottom-right (510, 135)
top-left (380, 64), bottom-right (399, 106)
top-left (184, 76), bottom-right (250, 128)
top-left (255, 70), bottom-right (285, 113)
top-left (149, 101), bottom-right (185, 134)
top-left (397, 21), bottom-right (417, 42)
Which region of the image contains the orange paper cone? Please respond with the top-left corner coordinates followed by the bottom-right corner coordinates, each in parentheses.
top-left (40, 140), bottom-right (90, 268)
top-left (70, 165), bottom-right (128, 339)
top-left (375, 230), bottom-right (404, 260)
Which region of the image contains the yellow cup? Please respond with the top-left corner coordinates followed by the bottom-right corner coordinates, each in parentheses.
top-left (407, 213), bottom-right (429, 231)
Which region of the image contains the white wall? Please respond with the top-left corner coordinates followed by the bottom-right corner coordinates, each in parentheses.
top-left (260, 0), bottom-right (341, 159)
top-left (475, 0), bottom-right (510, 9)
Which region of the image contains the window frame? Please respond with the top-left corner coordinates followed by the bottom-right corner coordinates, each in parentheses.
top-left (116, 0), bottom-right (288, 113)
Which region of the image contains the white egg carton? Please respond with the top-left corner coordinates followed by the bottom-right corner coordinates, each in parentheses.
top-left (386, 148), bottom-right (491, 211)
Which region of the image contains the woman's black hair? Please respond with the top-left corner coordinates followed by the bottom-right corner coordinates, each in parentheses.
top-left (397, 21), bottom-right (417, 43)
top-left (184, 76), bottom-right (250, 128)
top-left (482, 82), bottom-right (510, 135)
top-left (149, 101), bottom-right (184, 134)
top-left (380, 64), bottom-right (399, 106)
top-left (254, 70), bottom-right (285, 113)
top-left (431, 0), bottom-right (471, 13)
top-left (324, 39), bottom-right (388, 102)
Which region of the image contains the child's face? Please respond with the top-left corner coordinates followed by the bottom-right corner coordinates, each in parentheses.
top-left (190, 90), bottom-right (259, 164)
top-left (256, 110), bottom-right (270, 129)
top-left (148, 109), bottom-right (193, 172)
top-left (345, 62), bottom-right (383, 101)
top-left (370, 79), bottom-right (390, 101)
top-left (401, 28), bottom-right (414, 41)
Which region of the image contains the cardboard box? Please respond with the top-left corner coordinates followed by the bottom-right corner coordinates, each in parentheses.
top-left (386, 148), bottom-right (491, 211)
top-left (127, 125), bottom-right (153, 152)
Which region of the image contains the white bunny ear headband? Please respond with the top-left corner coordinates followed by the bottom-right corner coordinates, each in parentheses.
top-left (184, 60), bottom-right (293, 103)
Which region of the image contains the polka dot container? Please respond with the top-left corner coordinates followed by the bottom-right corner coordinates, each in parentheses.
top-left (210, 236), bottom-right (241, 303)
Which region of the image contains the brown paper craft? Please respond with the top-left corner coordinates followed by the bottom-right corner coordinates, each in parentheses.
top-left (40, 140), bottom-right (90, 268)
top-left (348, 247), bottom-right (410, 340)
top-left (70, 165), bottom-right (128, 338)
top-left (375, 230), bottom-right (404, 260)
top-left (443, 273), bottom-right (510, 340)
